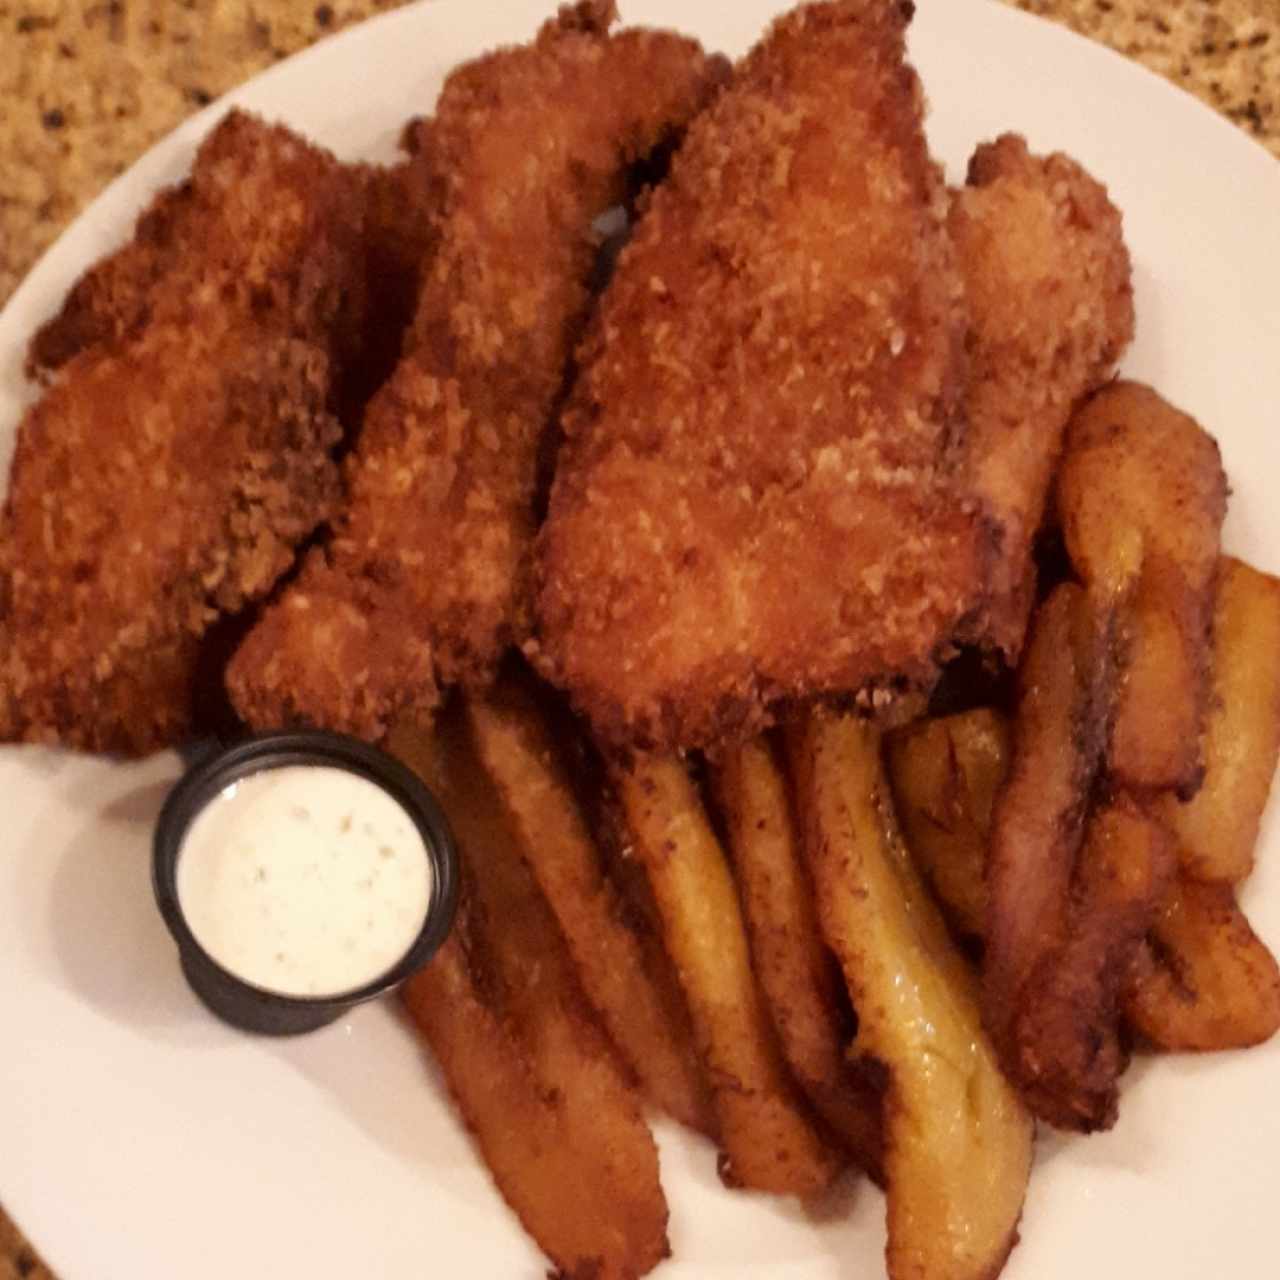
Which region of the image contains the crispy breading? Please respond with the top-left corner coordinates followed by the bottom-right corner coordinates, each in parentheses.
top-left (343, 149), bottom-right (446, 414)
top-left (26, 109), bottom-right (367, 381)
top-left (533, 0), bottom-right (991, 754)
top-left (949, 133), bottom-right (1134, 658)
top-left (0, 113), bottom-right (366, 754)
top-left (226, 2), bottom-right (730, 741)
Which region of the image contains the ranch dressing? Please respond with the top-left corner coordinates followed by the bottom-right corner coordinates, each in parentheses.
top-left (176, 765), bottom-right (433, 997)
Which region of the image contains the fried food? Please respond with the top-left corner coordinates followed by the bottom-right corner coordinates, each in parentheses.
top-left (789, 711), bottom-right (1032, 1280)
top-left (534, 0), bottom-right (991, 754)
top-left (711, 734), bottom-right (884, 1181)
top-left (226, 3), bottom-right (729, 741)
top-left (886, 707), bottom-right (1010, 939)
top-left (982, 581), bottom-right (1169, 1129)
top-left (464, 670), bottom-right (714, 1133)
top-left (615, 753), bottom-right (844, 1196)
top-left (1156, 556), bottom-right (1280, 882)
top-left (984, 584), bottom-right (1108, 1062)
top-left (588, 768), bottom-right (714, 1090)
top-left (27, 110), bottom-right (366, 382)
top-left (1126, 877), bottom-right (1280, 1052)
top-left (1056, 380), bottom-right (1227, 795)
top-left (949, 133), bottom-right (1134, 658)
top-left (890, 563), bottom-right (1280, 1070)
top-left (0, 111), bottom-right (373, 754)
top-left (392, 713), bottom-right (669, 1280)
top-left (344, 149), bottom-right (445, 413)
top-left (403, 929), bottom-right (648, 1280)
top-left (26, 179), bottom-right (197, 375)
top-left (1010, 796), bottom-right (1174, 1130)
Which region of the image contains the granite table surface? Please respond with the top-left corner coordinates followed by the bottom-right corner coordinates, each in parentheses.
top-left (2, 0), bottom-right (1278, 1275)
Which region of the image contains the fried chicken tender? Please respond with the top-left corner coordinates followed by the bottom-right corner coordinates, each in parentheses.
top-left (27, 110), bottom-right (367, 381)
top-left (0, 113), bottom-right (366, 755)
top-left (225, 2), bottom-right (730, 742)
top-left (949, 133), bottom-right (1134, 659)
top-left (534, 0), bottom-right (991, 754)
top-left (342, 148), bottom-right (445, 416)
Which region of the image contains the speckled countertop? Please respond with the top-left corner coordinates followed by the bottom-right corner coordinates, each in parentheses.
top-left (2, 0), bottom-right (1278, 306)
top-left (1, 0), bottom-right (1278, 1275)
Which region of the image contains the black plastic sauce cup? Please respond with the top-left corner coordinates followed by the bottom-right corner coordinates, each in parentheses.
top-left (153, 731), bottom-right (458, 1035)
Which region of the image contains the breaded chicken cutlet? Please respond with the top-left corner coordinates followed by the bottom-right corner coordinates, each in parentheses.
top-left (344, 146), bottom-right (446, 414)
top-left (27, 110), bottom-right (368, 383)
top-left (225, 0), bottom-right (730, 742)
top-left (533, 0), bottom-right (991, 753)
top-left (951, 133), bottom-right (1134, 659)
top-left (0, 112), bottom-right (369, 755)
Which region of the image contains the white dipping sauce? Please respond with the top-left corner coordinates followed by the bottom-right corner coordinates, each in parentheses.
top-left (176, 765), bottom-right (433, 997)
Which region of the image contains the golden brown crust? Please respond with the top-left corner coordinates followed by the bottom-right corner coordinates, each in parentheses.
top-left (534, 0), bottom-right (990, 755)
top-left (0, 111), bottom-right (369, 754)
top-left (465, 672), bottom-right (717, 1134)
top-left (0, 327), bottom-right (343, 754)
top-left (3, 110), bottom-right (373, 752)
top-left (394, 707), bottom-right (670, 1280)
top-left (1056, 380), bottom-right (1228, 795)
top-left (344, 152), bottom-right (447, 411)
top-left (1005, 796), bottom-right (1175, 1131)
top-left (1126, 876), bottom-right (1280, 1051)
top-left (951, 133), bottom-right (1134, 659)
top-left (25, 182), bottom-right (196, 375)
top-left (26, 109), bottom-right (367, 380)
top-left (226, 16), bottom-right (730, 741)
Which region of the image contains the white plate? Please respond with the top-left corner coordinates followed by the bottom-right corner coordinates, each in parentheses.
top-left (2, 1), bottom-right (1278, 1277)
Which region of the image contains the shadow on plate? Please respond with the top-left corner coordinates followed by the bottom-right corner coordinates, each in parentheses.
top-left (267, 1000), bottom-right (489, 1177)
top-left (45, 771), bottom-right (227, 1042)
top-left (36, 758), bottom-right (494, 1180)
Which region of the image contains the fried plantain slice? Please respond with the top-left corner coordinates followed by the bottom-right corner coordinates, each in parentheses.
top-left (1056, 380), bottom-right (1227, 795)
top-left (790, 711), bottom-right (1032, 1280)
top-left (1126, 877), bottom-right (1280, 1052)
top-left (1156, 556), bottom-right (1280, 882)
top-left (886, 708), bottom-right (1010, 940)
top-left (712, 734), bottom-right (884, 1181)
top-left (1005, 796), bottom-right (1174, 1130)
top-left (615, 753), bottom-right (844, 1196)
top-left (392, 714), bottom-right (668, 1280)
top-left (464, 670), bottom-right (714, 1134)
top-left (983, 584), bottom-right (1111, 1075)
